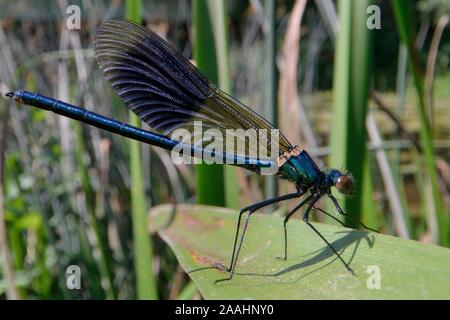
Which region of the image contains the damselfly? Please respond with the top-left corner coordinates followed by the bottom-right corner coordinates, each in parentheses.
top-left (6, 19), bottom-right (375, 283)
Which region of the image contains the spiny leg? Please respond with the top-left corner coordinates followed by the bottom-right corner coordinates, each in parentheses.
top-left (313, 206), bottom-right (355, 229)
top-left (215, 191), bottom-right (303, 277)
top-left (215, 210), bottom-right (254, 284)
top-left (328, 193), bottom-right (378, 233)
top-left (303, 195), bottom-right (355, 275)
top-left (214, 208), bottom-right (243, 272)
top-left (280, 194), bottom-right (314, 260)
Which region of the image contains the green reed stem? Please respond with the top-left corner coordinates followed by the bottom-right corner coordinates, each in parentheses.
top-left (192, 0), bottom-right (225, 206)
top-left (330, 0), bottom-right (373, 227)
top-left (392, 0), bottom-right (448, 246)
top-left (126, 0), bottom-right (158, 299)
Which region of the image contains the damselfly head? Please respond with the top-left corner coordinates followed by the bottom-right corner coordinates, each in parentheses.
top-left (335, 173), bottom-right (354, 195)
top-left (325, 169), bottom-right (354, 195)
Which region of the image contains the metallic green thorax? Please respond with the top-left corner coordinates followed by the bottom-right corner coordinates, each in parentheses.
top-left (278, 149), bottom-right (350, 195)
top-left (278, 150), bottom-right (324, 189)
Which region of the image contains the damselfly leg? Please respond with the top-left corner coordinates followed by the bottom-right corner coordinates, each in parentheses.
top-left (328, 193), bottom-right (379, 233)
top-left (304, 194), bottom-right (355, 275)
top-left (214, 190), bottom-right (304, 284)
top-left (279, 194), bottom-right (314, 260)
top-left (312, 206), bottom-right (355, 229)
top-left (281, 193), bottom-right (355, 275)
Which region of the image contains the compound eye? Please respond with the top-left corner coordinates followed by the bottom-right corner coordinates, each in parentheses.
top-left (336, 175), bottom-right (353, 195)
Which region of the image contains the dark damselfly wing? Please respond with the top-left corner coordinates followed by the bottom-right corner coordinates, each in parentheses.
top-left (94, 20), bottom-right (292, 171)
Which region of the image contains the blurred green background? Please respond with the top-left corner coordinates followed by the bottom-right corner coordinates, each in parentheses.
top-left (0, 0), bottom-right (449, 299)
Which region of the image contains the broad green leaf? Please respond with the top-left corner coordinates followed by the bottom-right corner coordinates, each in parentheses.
top-left (149, 204), bottom-right (450, 299)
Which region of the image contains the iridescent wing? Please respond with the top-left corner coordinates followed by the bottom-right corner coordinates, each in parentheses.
top-left (94, 19), bottom-right (292, 170)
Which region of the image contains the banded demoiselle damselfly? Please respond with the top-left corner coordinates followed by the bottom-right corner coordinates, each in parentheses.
top-left (6, 19), bottom-right (376, 283)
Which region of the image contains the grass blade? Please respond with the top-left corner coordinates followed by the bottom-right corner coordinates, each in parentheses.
top-left (177, 281), bottom-right (198, 300)
top-left (366, 112), bottom-right (411, 238)
top-left (126, 0), bottom-right (158, 299)
top-left (329, 0), bottom-right (372, 226)
top-left (264, 0), bottom-right (278, 199)
top-left (208, 0), bottom-right (240, 209)
top-left (0, 99), bottom-right (19, 300)
top-left (192, 0), bottom-right (226, 206)
top-left (391, 0), bottom-right (448, 246)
